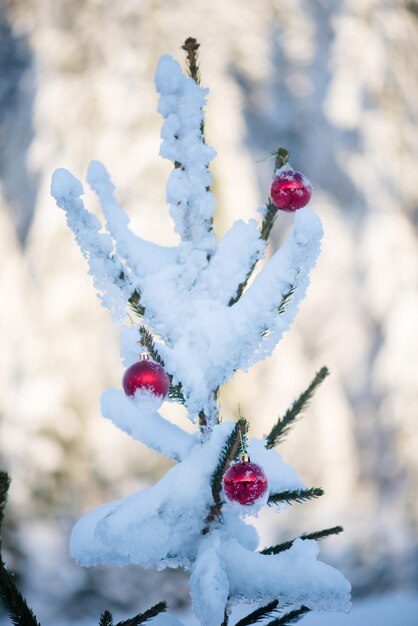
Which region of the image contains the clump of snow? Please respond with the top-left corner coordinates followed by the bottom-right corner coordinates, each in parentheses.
top-left (190, 533), bottom-right (229, 626)
top-left (224, 538), bottom-right (351, 612)
top-left (101, 389), bottom-right (195, 461)
top-left (51, 168), bottom-right (132, 322)
top-left (155, 55), bottom-right (217, 259)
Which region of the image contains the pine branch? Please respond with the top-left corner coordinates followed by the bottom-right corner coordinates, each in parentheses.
top-left (139, 326), bottom-right (165, 366)
top-left (265, 367), bottom-right (329, 449)
top-left (139, 326), bottom-right (186, 404)
top-left (221, 606), bottom-right (229, 626)
top-left (0, 472), bottom-right (43, 626)
top-left (260, 199), bottom-right (278, 242)
top-left (115, 602), bottom-right (167, 626)
top-left (0, 562), bottom-right (42, 626)
top-left (182, 37), bottom-right (201, 84)
top-left (0, 472), bottom-right (10, 539)
top-left (211, 418), bottom-right (249, 505)
top-left (277, 285), bottom-right (296, 315)
top-left (203, 418), bottom-right (249, 530)
top-left (228, 266), bottom-right (255, 306)
top-left (267, 606), bottom-right (310, 626)
top-left (118, 267), bottom-right (145, 317)
top-left (99, 611), bottom-right (114, 626)
top-left (234, 600), bottom-right (279, 626)
top-left (260, 526), bottom-right (343, 556)
top-left (268, 487), bottom-right (324, 506)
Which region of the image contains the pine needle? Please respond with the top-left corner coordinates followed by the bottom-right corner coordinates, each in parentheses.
top-left (277, 285), bottom-right (296, 316)
top-left (0, 472), bottom-right (10, 536)
top-left (139, 326), bottom-right (165, 366)
top-left (203, 418), bottom-right (249, 530)
top-left (260, 526), bottom-right (343, 555)
top-left (260, 199), bottom-right (278, 241)
top-left (265, 367), bottom-right (329, 449)
top-left (268, 488), bottom-right (324, 506)
top-left (267, 606), bottom-right (310, 626)
top-left (181, 37), bottom-right (201, 84)
top-left (138, 326), bottom-right (185, 404)
top-left (0, 562), bottom-right (42, 626)
top-left (128, 289), bottom-right (145, 317)
top-left (115, 601), bottom-right (167, 626)
top-left (234, 600), bottom-right (279, 626)
top-left (99, 610), bottom-right (114, 626)
top-left (211, 418), bottom-right (249, 505)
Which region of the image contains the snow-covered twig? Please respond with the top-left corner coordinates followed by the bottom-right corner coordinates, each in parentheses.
top-left (101, 390), bottom-right (195, 462)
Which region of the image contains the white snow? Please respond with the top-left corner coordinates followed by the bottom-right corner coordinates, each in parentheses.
top-left (190, 533), bottom-right (229, 626)
top-left (51, 168), bottom-right (133, 322)
top-left (101, 389), bottom-right (195, 461)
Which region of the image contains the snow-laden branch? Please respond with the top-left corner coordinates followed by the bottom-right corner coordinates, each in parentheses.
top-left (51, 168), bottom-right (133, 322)
top-left (232, 207), bottom-right (323, 369)
top-left (223, 539), bottom-right (351, 613)
top-left (198, 219), bottom-right (265, 305)
top-left (101, 389), bottom-right (195, 462)
top-left (190, 534), bottom-right (229, 626)
top-left (87, 161), bottom-right (177, 278)
top-left (155, 55), bottom-right (217, 269)
top-left (69, 423), bottom-right (306, 568)
top-left (135, 207), bottom-right (323, 417)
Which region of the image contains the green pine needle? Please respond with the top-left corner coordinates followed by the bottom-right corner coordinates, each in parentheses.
top-left (115, 601), bottom-right (167, 626)
top-left (138, 326), bottom-right (186, 404)
top-left (267, 606), bottom-right (310, 626)
top-left (234, 600), bottom-right (279, 626)
top-left (0, 563), bottom-right (42, 626)
top-left (277, 285), bottom-right (296, 316)
top-left (99, 611), bottom-right (114, 626)
top-left (139, 326), bottom-right (165, 366)
top-left (0, 472), bottom-right (42, 626)
top-left (0, 472), bottom-right (11, 535)
top-left (301, 525), bottom-right (343, 542)
top-left (260, 525), bottom-right (343, 556)
top-left (265, 367), bottom-right (329, 449)
top-left (211, 418), bottom-right (249, 505)
top-left (260, 199), bottom-right (278, 241)
top-left (268, 487), bottom-right (324, 506)
top-left (128, 289), bottom-right (145, 317)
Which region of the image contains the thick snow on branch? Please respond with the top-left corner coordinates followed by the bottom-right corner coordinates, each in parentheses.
top-left (70, 421), bottom-right (350, 620)
top-left (125, 207), bottom-right (323, 417)
top-left (70, 422), bottom-right (236, 568)
top-left (224, 539), bottom-right (351, 613)
top-left (155, 55), bottom-right (216, 263)
top-left (101, 389), bottom-right (195, 461)
top-left (198, 219), bottom-right (265, 305)
top-left (87, 161), bottom-right (177, 277)
top-left (51, 168), bottom-right (132, 321)
top-left (190, 534), bottom-right (229, 626)
top-left (232, 207), bottom-right (323, 368)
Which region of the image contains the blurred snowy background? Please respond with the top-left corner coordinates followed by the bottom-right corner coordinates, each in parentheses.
top-left (0, 0), bottom-right (418, 624)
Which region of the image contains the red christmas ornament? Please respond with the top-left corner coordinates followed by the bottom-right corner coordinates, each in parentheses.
top-left (223, 459), bottom-right (268, 506)
top-left (270, 168), bottom-right (312, 212)
top-left (123, 359), bottom-right (170, 400)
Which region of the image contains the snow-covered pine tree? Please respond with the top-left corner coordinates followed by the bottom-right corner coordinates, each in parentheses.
top-left (51, 38), bottom-right (351, 626)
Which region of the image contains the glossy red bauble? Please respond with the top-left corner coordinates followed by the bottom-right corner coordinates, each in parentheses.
top-left (270, 168), bottom-right (312, 212)
top-left (123, 360), bottom-right (170, 400)
top-left (223, 460), bottom-right (268, 506)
